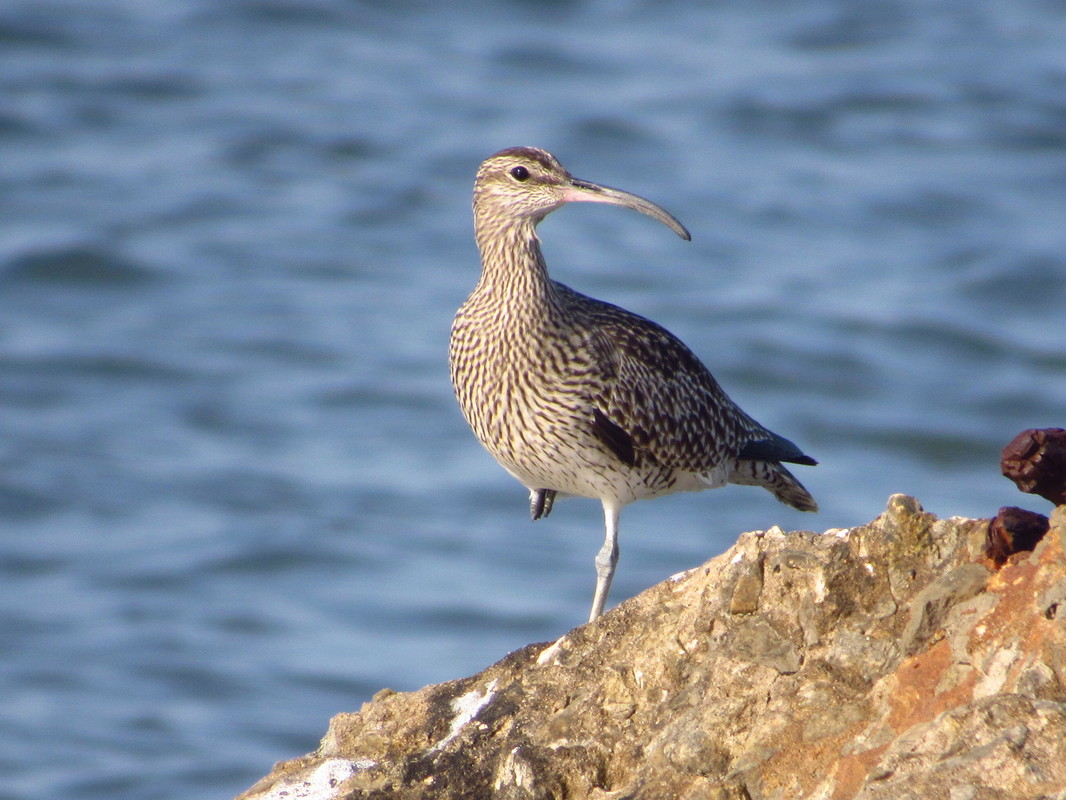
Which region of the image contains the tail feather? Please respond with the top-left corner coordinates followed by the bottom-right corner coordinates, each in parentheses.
top-left (729, 460), bottom-right (818, 512)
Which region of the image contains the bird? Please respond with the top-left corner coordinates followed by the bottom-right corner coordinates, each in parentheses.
top-left (449, 146), bottom-right (817, 623)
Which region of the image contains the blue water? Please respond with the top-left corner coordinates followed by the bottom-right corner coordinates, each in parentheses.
top-left (2, 1), bottom-right (1065, 797)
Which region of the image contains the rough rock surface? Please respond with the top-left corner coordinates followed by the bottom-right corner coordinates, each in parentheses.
top-left (237, 496), bottom-right (1066, 800)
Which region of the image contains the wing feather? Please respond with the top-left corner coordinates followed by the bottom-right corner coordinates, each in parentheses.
top-left (557, 284), bottom-right (768, 472)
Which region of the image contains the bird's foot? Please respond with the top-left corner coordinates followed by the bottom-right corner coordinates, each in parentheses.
top-left (529, 488), bottom-right (557, 521)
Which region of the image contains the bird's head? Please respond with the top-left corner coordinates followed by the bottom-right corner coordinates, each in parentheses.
top-left (473, 147), bottom-right (690, 240)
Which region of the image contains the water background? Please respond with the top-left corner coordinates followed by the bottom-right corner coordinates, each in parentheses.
top-left (2, 1), bottom-right (1065, 797)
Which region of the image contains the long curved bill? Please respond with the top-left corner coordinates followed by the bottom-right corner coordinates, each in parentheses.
top-left (561, 178), bottom-right (691, 241)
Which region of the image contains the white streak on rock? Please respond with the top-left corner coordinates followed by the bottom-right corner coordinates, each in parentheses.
top-left (537, 638), bottom-right (565, 665)
top-left (433, 679), bottom-right (498, 750)
top-left (254, 758), bottom-right (361, 800)
top-left (668, 566), bottom-right (697, 582)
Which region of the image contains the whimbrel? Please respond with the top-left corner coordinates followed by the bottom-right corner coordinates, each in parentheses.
top-left (450, 147), bottom-right (817, 622)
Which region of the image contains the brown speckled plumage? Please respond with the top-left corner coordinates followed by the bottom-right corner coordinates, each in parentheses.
top-left (449, 147), bottom-right (817, 621)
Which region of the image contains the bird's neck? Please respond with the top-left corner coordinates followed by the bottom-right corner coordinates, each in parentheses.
top-left (473, 215), bottom-right (555, 303)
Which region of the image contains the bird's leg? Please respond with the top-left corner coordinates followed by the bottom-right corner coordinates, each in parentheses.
top-left (588, 501), bottom-right (621, 622)
top-left (529, 489), bottom-right (557, 521)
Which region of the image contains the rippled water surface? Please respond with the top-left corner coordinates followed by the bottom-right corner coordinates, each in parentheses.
top-left (2, 1), bottom-right (1065, 797)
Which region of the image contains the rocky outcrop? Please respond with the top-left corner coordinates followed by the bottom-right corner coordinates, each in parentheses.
top-left (237, 496), bottom-right (1066, 800)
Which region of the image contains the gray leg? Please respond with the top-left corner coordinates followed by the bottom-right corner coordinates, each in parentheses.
top-left (588, 501), bottom-right (621, 622)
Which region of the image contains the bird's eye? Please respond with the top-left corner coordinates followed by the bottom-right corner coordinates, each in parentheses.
top-left (510, 166), bottom-right (530, 181)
